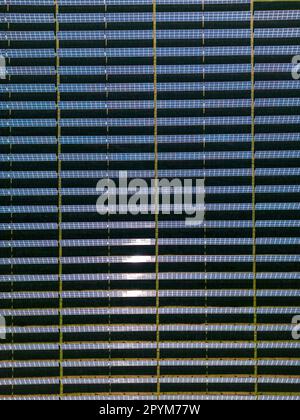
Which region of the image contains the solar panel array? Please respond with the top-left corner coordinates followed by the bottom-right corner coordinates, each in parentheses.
top-left (0, 0), bottom-right (300, 400)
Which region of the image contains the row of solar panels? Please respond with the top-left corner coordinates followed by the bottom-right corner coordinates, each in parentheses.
top-left (1, 359), bottom-right (300, 367)
top-left (1, 289), bottom-right (300, 298)
top-left (1, 220), bottom-right (300, 229)
top-left (0, 0), bottom-right (257, 5)
top-left (4, 98), bottom-right (300, 109)
top-left (0, 377), bottom-right (300, 384)
top-left (1, 272), bottom-right (298, 280)
top-left (2, 64), bottom-right (296, 74)
top-left (1, 153), bottom-right (300, 163)
top-left (2, 47), bottom-right (300, 57)
top-left (3, 117), bottom-right (300, 126)
top-left (1, 255), bottom-right (300, 263)
top-left (1, 341), bottom-right (300, 348)
top-left (1, 134), bottom-right (299, 143)
top-left (3, 82), bottom-right (300, 91)
top-left (1, 170), bottom-right (300, 178)
top-left (3, 28), bottom-right (300, 40)
top-left (2, 10), bottom-right (300, 21)
top-left (1, 237), bottom-right (300, 246)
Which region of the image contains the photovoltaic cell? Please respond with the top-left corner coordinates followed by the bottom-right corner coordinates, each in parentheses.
top-left (0, 0), bottom-right (299, 401)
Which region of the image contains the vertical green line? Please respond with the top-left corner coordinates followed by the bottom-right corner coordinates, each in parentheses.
top-left (202, 0), bottom-right (209, 396)
top-left (153, 0), bottom-right (160, 399)
top-left (250, 0), bottom-right (258, 398)
top-left (104, 0), bottom-right (112, 396)
top-left (55, 0), bottom-right (64, 399)
top-left (7, 1), bottom-right (14, 399)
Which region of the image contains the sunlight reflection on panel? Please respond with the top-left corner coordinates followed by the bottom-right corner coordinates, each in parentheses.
top-left (123, 255), bottom-right (153, 263)
top-left (121, 291), bottom-right (149, 298)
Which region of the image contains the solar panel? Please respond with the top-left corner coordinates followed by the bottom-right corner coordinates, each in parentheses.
top-left (0, 0), bottom-right (300, 401)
